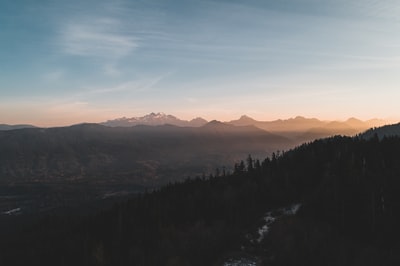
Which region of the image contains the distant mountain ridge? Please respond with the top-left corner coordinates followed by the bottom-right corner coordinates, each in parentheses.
top-left (0, 122), bottom-right (293, 184)
top-left (101, 112), bottom-right (208, 127)
top-left (0, 124), bottom-right (36, 131)
top-left (2, 113), bottom-right (385, 133)
top-left (227, 115), bottom-right (386, 131)
top-left (228, 115), bottom-right (324, 131)
top-left (360, 122), bottom-right (400, 140)
top-left (97, 113), bottom-right (389, 144)
top-left (227, 115), bottom-right (388, 143)
top-left (101, 112), bottom-right (387, 134)
top-left (2, 114), bottom-right (389, 144)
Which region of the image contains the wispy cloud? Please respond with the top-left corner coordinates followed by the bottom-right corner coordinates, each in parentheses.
top-left (351, 0), bottom-right (400, 21)
top-left (42, 69), bottom-right (65, 82)
top-left (77, 72), bottom-right (173, 96)
top-left (60, 18), bottom-right (138, 59)
top-left (103, 63), bottom-right (121, 77)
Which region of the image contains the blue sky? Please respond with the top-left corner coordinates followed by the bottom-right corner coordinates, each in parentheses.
top-left (1, 0), bottom-right (400, 126)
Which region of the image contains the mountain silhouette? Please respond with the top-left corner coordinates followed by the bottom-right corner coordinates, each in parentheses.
top-left (101, 112), bottom-right (208, 127)
top-left (360, 122), bottom-right (400, 140)
top-left (0, 124), bottom-right (36, 130)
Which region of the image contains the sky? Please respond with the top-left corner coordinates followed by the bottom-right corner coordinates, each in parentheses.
top-left (1, 0), bottom-right (400, 126)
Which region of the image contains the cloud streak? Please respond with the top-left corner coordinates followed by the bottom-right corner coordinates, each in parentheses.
top-left (75, 72), bottom-right (173, 97)
top-left (61, 18), bottom-right (138, 58)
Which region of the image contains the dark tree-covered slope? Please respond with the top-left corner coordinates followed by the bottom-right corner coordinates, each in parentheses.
top-left (361, 122), bottom-right (400, 140)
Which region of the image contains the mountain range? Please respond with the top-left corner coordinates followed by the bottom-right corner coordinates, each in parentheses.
top-left (101, 112), bottom-right (208, 127)
top-left (0, 124), bottom-right (37, 131)
top-left (0, 121), bottom-right (293, 185)
top-left (1, 113), bottom-right (396, 187)
top-left (101, 113), bottom-right (388, 143)
top-left (2, 113), bottom-right (387, 136)
top-left (101, 113), bottom-right (386, 130)
top-left (1, 113), bottom-right (390, 154)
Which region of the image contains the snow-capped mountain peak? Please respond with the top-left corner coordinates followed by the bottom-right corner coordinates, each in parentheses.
top-left (101, 113), bottom-right (208, 127)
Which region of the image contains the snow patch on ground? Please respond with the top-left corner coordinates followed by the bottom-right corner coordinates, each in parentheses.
top-left (223, 258), bottom-right (257, 266)
top-left (256, 203), bottom-right (302, 243)
top-left (223, 203), bottom-right (302, 265)
top-left (2, 207), bottom-right (21, 215)
top-left (282, 203), bottom-right (302, 215)
top-left (256, 213), bottom-right (276, 243)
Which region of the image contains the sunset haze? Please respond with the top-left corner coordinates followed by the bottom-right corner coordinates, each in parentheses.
top-left (1, 0), bottom-right (400, 126)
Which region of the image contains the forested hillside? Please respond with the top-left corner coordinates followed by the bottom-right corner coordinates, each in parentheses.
top-left (2, 134), bottom-right (400, 265)
top-left (0, 123), bottom-right (292, 185)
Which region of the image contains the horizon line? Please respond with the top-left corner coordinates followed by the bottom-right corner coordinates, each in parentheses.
top-left (1, 112), bottom-right (396, 128)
